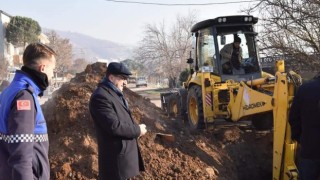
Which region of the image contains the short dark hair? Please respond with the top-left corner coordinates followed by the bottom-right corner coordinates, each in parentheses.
top-left (234, 36), bottom-right (241, 43)
top-left (23, 43), bottom-right (56, 67)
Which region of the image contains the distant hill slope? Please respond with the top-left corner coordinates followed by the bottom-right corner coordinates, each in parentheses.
top-left (43, 28), bottom-right (134, 61)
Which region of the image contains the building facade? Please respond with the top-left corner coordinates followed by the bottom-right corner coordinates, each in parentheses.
top-left (0, 10), bottom-right (13, 67)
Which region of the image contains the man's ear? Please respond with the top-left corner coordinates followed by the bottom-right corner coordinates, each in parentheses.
top-left (109, 74), bottom-right (116, 83)
top-left (38, 65), bottom-right (46, 72)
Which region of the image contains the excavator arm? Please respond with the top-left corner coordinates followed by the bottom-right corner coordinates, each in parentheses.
top-left (272, 70), bottom-right (301, 180)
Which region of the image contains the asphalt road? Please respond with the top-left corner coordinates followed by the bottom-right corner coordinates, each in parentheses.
top-left (126, 83), bottom-right (163, 108)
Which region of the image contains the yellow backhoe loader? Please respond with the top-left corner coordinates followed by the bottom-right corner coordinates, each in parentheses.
top-left (160, 15), bottom-right (302, 179)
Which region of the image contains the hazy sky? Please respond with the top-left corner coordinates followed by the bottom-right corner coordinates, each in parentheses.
top-left (0, 0), bottom-right (258, 45)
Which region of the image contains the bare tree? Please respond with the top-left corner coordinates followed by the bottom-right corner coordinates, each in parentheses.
top-left (45, 30), bottom-right (73, 75)
top-left (134, 11), bottom-right (198, 87)
top-left (71, 58), bottom-right (88, 73)
top-left (243, 0), bottom-right (320, 71)
top-left (0, 57), bottom-right (8, 80)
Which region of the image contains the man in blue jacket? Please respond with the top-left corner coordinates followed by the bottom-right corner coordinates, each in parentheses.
top-left (89, 62), bottom-right (147, 180)
top-left (289, 75), bottom-right (320, 180)
top-left (0, 43), bottom-right (56, 180)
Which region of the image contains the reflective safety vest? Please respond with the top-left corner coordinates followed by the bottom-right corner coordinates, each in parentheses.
top-left (0, 71), bottom-right (47, 134)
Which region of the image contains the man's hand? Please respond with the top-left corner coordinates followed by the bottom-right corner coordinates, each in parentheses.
top-left (139, 124), bottom-right (147, 136)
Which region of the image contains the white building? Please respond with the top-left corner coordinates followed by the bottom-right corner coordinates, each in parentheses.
top-left (95, 57), bottom-right (119, 64)
top-left (38, 33), bottom-right (50, 44)
top-left (0, 10), bottom-right (13, 67)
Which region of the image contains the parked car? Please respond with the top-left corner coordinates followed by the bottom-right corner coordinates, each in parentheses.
top-left (136, 76), bottom-right (147, 87)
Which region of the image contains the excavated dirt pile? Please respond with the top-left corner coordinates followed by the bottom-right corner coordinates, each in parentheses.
top-left (43, 62), bottom-right (272, 180)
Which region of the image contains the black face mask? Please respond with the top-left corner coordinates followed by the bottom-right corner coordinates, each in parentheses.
top-left (21, 66), bottom-right (49, 91)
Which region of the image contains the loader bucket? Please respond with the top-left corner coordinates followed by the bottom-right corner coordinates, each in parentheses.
top-left (155, 133), bottom-right (175, 143)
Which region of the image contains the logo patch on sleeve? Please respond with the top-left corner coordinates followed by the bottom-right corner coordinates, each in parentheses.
top-left (17, 100), bottom-right (31, 110)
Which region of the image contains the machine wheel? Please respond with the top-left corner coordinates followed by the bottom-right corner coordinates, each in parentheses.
top-left (179, 89), bottom-right (188, 124)
top-left (187, 85), bottom-right (205, 130)
top-left (251, 112), bottom-right (273, 130)
top-left (167, 93), bottom-right (180, 117)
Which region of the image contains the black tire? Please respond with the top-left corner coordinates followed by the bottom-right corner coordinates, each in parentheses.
top-left (167, 93), bottom-right (181, 117)
top-left (251, 112), bottom-right (273, 130)
top-left (187, 85), bottom-right (205, 130)
top-left (179, 89), bottom-right (188, 123)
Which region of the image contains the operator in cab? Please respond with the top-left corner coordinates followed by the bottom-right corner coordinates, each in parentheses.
top-left (220, 35), bottom-right (243, 74)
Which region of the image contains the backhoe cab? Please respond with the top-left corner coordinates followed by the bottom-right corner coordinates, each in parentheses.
top-left (190, 16), bottom-right (261, 81)
top-left (160, 15), bottom-right (302, 179)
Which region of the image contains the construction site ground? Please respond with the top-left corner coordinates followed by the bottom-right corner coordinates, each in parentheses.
top-left (42, 63), bottom-right (273, 180)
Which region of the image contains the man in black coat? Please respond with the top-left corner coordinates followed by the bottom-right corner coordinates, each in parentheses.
top-left (89, 62), bottom-right (147, 180)
top-left (289, 75), bottom-right (320, 180)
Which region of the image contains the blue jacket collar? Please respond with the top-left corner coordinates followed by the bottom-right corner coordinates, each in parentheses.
top-left (13, 70), bottom-right (43, 96)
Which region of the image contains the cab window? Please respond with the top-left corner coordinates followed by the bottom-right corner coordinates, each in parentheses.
top-left (197, 28), bottom-right (218, 73)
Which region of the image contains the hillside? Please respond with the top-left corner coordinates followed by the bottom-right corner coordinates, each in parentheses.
top-left (43, 28), bottom-right (134, 60)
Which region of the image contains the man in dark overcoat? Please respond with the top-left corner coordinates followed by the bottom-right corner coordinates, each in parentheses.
top-left (89, 62), bottom-right (147, 180)
top-left (289, 75), bottom-right (320, 180)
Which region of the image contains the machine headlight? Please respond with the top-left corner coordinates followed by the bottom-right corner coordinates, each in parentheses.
top-left (218, 18), bottom-right (222, 23)
top-left (222, 17), bottom-right (227, 22)
top-left (244, 17), bottom-right (248, 21)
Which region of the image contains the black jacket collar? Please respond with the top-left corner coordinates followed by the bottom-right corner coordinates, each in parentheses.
top-left (21, 66), bottom-right (49, 92)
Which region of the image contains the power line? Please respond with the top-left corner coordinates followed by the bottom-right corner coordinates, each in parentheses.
top-left (105, 0), bottom-right (260, 6)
